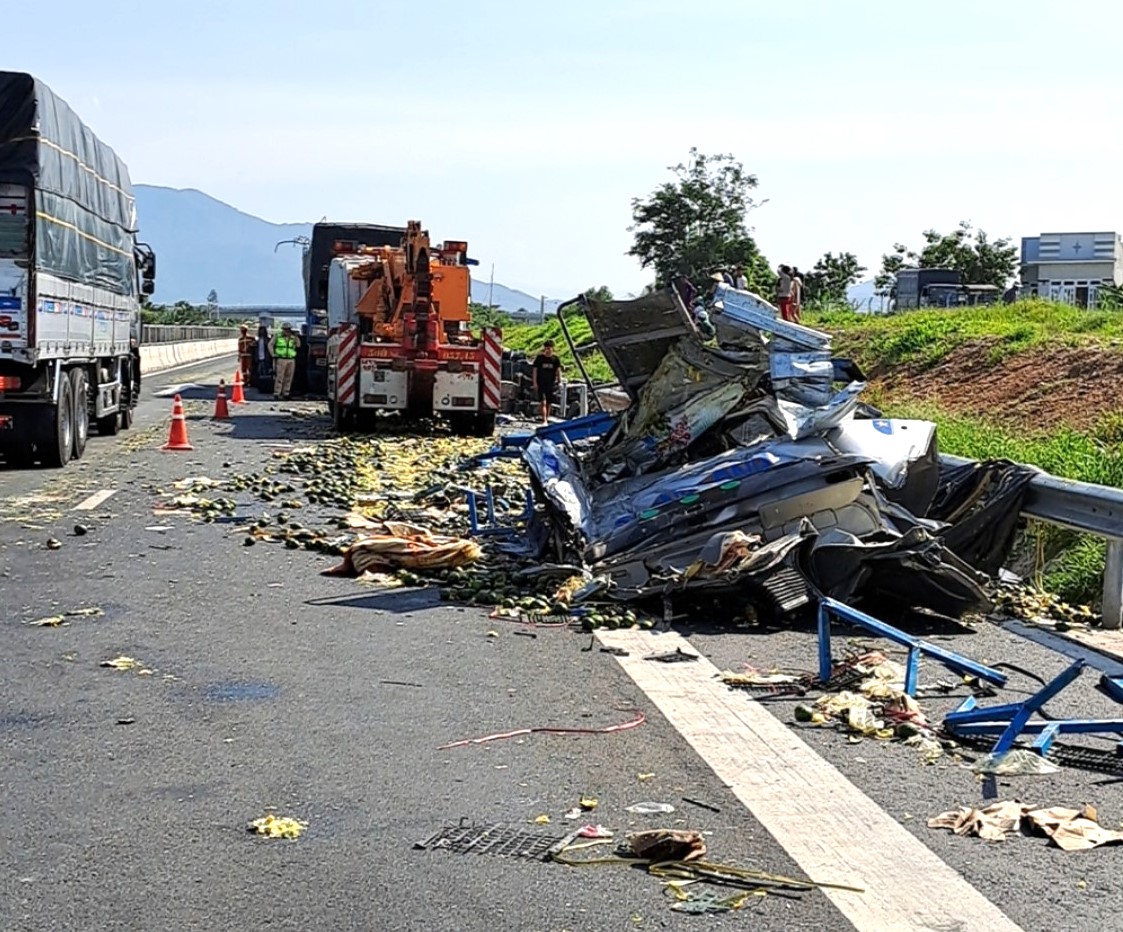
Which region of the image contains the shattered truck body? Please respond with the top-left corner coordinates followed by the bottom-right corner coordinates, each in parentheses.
top-left (520, 286), bottom-right (1036, 621)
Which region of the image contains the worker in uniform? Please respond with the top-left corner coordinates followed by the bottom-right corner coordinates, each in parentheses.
top-left (237, 324), bottom-right (255, 385)
top-left (270, 323), bottom-right (300, 400)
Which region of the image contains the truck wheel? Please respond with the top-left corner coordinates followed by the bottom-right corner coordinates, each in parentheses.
top-left (472, 410), bottom-right (497, 438)
top-left (70, 369), bottom-right (89, 459)
top-left (41, 378), bottom-right (74, 468)
top-left (96, 380), bottom-right (122, 435)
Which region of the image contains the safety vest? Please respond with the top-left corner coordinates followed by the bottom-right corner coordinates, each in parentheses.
top-left (274, 335), bottom-right (297, 359)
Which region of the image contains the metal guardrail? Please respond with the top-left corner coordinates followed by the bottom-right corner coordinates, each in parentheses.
top-left (942, 454), bottom-right (1123, 629)
top-left (141, 325), bottom-right (239, 343)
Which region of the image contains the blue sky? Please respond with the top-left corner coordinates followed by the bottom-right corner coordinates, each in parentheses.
top-left (8, 0), bottom-right (1123, 298)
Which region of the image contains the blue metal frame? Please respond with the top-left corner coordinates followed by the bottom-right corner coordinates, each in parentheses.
top-left (464, 412), bottom-right (617, 467)
top-left (817, 597), bottom-right (1007, 697)
top-left (466, 485), bottom-right (534, 538)
top-left (944, 659), bottom-right (1123, 754)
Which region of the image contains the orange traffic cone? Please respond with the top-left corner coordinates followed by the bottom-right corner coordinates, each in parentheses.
top-left (161, 394), bottom-right (194, 451)
top-left (231, 370), bottom-right (247, 405)
top-left (213, 380), bottom-right (231, 420)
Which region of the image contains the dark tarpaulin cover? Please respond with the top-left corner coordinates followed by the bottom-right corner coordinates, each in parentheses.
top-left (0, 71), bottom-right (137, 295)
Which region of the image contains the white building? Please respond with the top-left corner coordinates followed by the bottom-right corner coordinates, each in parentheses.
top-left (1020, 232), bottom-right (1123, 307)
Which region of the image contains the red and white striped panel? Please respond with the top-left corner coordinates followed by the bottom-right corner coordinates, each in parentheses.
top-left (481, 327), bottom-right (502, 411)
top-left (336, 324), bottom-right (359, 408)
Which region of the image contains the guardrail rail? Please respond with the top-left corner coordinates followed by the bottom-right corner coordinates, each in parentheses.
top-left (942, 454), bottom-right (1123, 629)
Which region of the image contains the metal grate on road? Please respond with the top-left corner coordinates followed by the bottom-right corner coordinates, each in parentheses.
top-left (415, 820), bottom-right (570, 860)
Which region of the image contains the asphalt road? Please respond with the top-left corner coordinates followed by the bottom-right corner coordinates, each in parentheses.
top-left (2, 354), bottom-right (1122, 931)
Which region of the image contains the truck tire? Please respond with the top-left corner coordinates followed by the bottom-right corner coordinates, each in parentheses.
top-left (70, 369), bottom-right (89, 459)
top-left (472, 410), bottom-right (497, 438)
top-left (40, 378), bottom-right (74, 468)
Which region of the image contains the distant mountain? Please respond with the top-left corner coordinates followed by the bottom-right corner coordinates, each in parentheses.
top-left (470, 280), bottom-right (564, 317)
top-left (134, 185), bottom-right (563, 313)
top-left (846, 278), bottom-right (882, 310)
top-left (135, 185), bottom-right (311, 306)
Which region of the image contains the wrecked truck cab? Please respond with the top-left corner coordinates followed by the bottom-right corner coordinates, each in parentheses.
top-left (527, 287), bottom-right (1034, 623)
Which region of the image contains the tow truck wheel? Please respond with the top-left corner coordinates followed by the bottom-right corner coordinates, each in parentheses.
top-left (70, 369), bottom-right (89, 459)
top-left (472, 410), bottom-right (497, 438)
top-left (41, 377), bottom-right (74, 468)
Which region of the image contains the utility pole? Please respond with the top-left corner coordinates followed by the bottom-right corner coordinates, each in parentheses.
top-left (488, 264), bottom-right (495, 309)
top-left (540, 295), bottom-right (545, 324)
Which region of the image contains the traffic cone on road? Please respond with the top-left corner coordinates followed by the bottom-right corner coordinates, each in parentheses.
top-left (213, 381), bottom-right (231, 420)
top-left (161, 394), bottom-right (194, 451)
top-left (231, 370), bottom-right (247, 405)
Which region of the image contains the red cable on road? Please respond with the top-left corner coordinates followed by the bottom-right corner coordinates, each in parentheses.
top-left (437, 709), bottom-right (646, 750)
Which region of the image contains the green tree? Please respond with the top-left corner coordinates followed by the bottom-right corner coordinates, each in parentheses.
top-left (582, 286), bottom-right (614, 303)
top-left (628, 148), bottom-right (773, 295)
top-left (803, 252), bottom-right (867, 305)
top-left (876, 222), bottom-right (1017, 290)
top-left (469, 302), bottom-right (512, 329)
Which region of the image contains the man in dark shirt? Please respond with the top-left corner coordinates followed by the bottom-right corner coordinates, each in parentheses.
top-left (531, 340), bottom-right (562, 425)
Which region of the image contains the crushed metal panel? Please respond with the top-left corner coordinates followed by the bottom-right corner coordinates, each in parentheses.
top-left (582, 291), bottom-right (694, 398)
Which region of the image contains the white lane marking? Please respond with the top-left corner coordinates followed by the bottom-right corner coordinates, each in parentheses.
top-left (597, 627), bottom-right (1023, 932)
top-left (153, 383), bottom-right (200, 398)
top-left (75, 489), bottom-right (117, 511)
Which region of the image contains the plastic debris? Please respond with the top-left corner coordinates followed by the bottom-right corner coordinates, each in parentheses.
top-left (579, 796), bottom-right (598, 810)
top-left (577, 824), bottom-right (614, 838)
top-left (100, 656), bottom-right (141, 671)
top-left (971, 749), bottom-right (1061, 775)
top-left (247, 813), bottom-right (308, 839)
top-left (929, 801), bottom-right (1123, 850)
top-left (625, 802), bottom-right (676, 815)
top-left (670, 890), bottom-right (759, 914)
top-left (533, 814), bottom-right (551, 825)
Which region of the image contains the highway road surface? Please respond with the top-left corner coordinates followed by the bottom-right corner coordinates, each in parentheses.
top-left (3, 354), bottom-right (1123, 931)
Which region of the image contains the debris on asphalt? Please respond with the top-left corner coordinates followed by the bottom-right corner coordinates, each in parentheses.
top-left (681, 797), bottom-right (721, 813)
top-left (323, 520), bottom-right (482, 576)
top-left (628, 829), bottom-right (706, 862)
top-left (437, 708), bottom-right (646, 749)
top-left (669, 889), bottom-right (761, 914)
top-left (44, 537), bottom-right (61, 550)
top-left (73, 524), bottom-right (89, 536)
top-left (247, 813), bottom-right (308, 839)
top-left (579, 795), bottom-right (599, 810)
top-left (971, 749), bottom-right (1061, 776)
top-left (26, 606), bottom-right (103, 628)
top-left (645, 648), bottom-right (699, 663)
top-left (625, 802), bottom-right (676, 815)
top-left (100, 656), bottom-right (141, 671)
top-left (533, 814), bottom-right (552, 825)
top-left (577, 824), bottom-right (614, 838)
top-left (928, 801), bottom-right (1123, 850)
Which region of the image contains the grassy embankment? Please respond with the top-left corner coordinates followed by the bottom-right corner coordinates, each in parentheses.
top-left (809, 300), bottom-right (1123, 604)
top-left (504, 299), bottom-right (1123, 604)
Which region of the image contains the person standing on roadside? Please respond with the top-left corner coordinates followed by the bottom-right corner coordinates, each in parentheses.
top-left (530, 339), bottom-right (562, 426)
top-left (734, 265), bottom-right (748, 290)
top-left (237, 324), bottom-right (255, 385)
top-left (775, 265), bottom-right (794, 321)
top-left (789, 266), bottom-right (804, 323)
top-left (270, 323), bottom-right (300, 400)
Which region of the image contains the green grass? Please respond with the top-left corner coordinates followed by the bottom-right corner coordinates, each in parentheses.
top-left (502, 312), bottom-right (615, 383)
top-left (806, 299), bottom-right (1123, 372)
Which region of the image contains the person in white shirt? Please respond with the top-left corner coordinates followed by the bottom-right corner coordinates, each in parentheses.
top-left (775, 265), bottom-right (794, 320)
top-left (734, 265), bottom-right (748, 290)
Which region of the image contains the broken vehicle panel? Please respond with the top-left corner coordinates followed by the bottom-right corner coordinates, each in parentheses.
top-left (524, 286), bottom-right (1036, 621)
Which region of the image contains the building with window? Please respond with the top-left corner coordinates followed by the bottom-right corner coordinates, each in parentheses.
top-left (1020, 232), bottom-right (1123, 307)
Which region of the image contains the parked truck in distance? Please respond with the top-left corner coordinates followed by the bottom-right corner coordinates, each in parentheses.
top-left (892, 268), bottom-right (999, 311)
top-left (301, 222), bottom-right (405, 396)
top-left (0, 72), bottom-right (155, 467)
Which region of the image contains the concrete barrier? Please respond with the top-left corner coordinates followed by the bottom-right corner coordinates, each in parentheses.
top-left (141, 338), bottom-right (238, 374)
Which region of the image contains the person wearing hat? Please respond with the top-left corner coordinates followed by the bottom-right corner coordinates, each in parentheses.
top-left (269, 323), bottom-right (301, 399)
top-left (237, 323), bottom-right (256, 386)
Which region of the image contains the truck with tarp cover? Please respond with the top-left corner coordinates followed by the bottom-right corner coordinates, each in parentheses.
top-left (0, 72), bottom-right (155, 467)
